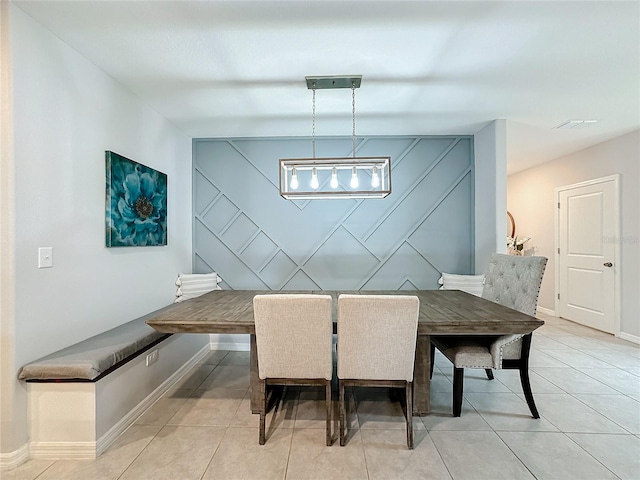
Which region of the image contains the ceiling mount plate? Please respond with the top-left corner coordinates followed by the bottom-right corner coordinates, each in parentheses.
top-left (305, 75), bottom-right (362, 90)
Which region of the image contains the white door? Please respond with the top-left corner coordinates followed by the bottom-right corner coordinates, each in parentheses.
top-left (556, 176), bottom-right (619, 334)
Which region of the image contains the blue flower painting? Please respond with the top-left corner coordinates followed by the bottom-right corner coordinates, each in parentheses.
top-left (106, 151), bottom-right (167, 247)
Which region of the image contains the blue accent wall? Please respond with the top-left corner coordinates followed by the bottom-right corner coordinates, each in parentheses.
top-left (193, 135), bottom-right (474, 290)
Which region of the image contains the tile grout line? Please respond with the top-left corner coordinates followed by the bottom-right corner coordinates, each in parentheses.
top-left (558, 431), bottom-right (624, 480)
top-left (426, 430), bottom-right (457, 480)
top-left (197, 423), bottom-right (231, 480)
top-left (115, 425), bottom-right (163, 480)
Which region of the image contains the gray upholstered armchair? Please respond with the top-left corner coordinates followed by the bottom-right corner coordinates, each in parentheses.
top-left (431, 253), bottom-right (548, 417)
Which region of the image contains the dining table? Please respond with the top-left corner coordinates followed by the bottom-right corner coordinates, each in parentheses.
top-left (146, 289), bottom-right (544, 415)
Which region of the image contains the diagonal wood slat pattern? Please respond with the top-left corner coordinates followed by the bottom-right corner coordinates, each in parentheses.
top-left (193, 136), bottom-right (474, 290)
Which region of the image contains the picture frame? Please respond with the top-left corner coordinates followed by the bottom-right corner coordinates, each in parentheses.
top-left (105, 151), bottom-right (167, 247)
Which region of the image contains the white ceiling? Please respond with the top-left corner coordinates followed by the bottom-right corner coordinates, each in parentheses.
top-left (13, 0), bottom-right (640, 174)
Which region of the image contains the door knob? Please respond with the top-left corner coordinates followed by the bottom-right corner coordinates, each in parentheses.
top-left (603, 262), bottom-right (613, 267)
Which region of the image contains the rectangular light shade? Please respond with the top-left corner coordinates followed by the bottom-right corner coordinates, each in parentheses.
top-left (279, 157), bottom-right (391, 200)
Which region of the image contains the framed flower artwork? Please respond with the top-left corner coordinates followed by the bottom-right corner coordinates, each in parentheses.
top-left (105, 151), bottom-right (167, 247)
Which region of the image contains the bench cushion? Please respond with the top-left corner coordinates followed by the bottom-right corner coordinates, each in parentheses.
top-left (18, 306), bottom-right (173, 381)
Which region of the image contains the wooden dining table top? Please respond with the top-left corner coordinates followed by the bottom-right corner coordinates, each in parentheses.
top-left (146, 289), bottom-right (544, 336)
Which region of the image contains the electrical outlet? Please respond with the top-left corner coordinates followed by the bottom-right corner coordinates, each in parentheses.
top-left (145, 349), bottom-right (158, 366)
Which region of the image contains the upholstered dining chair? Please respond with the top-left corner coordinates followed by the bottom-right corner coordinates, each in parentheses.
top-left (253, 294), bottom-right (333, 446)
top-left (431, 253), bottom-right (547, 418)
top-left (337, 294), bottom-right (420, 449)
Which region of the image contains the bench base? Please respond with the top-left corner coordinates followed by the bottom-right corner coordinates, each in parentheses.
top-left (28, 334), bottom-right (209, 459)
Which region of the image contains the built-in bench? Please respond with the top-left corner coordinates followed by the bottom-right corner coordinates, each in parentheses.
top-left (18, 305), bottom-right (210, 459)
top-left (19, 309), bottom-right (172, 383)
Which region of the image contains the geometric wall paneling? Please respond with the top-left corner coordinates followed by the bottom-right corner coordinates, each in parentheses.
top-left (240, 231), bottom-right (279, 273)
top-left (193, 136), bottom-right (474, 291)
top-left (345, 138), bottom-right (471, 260)
top-left (303, 226), bottom-right (381, 290)
top-left (220, 213), bottom-right (259, 253)
top-left (281, 270), bottom-right (321, 291)
top-left (193, 253), bottom-right (232, 291)
top-left (229, 138), bottom-right (335, 187)
top-left (360, 241), bottom-right (443, 291)
top-left (194, 219), bottom-right (269, 289)
top-left (202, 195), bottom-right (239, 234)
top-left (194, 170), bottom-right (220, 215)
top-left (408, 171), bottom-right (474, 275)
top-left (342, 137), bottom-right (460, 243)
top-left (260, 250), bottom-right (299, 290)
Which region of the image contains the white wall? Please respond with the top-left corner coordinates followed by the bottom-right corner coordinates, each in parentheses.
top-left (0, 0), bottom-right (19, 463)
top-left (508, 130), bottom-right (640, 338)
top-left (1, 4), bottom-right (196, 456)
top-left (474, 119), bottom-right (507, 273)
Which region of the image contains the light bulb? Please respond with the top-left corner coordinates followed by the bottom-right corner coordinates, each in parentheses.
top-left (371, 166), bottom-right (380, 188)
top-left (350, 167), bottom-right (359, 189)
top-left (290, 168), bottom-right (299, 190)
top-left (310, 167), bottom-right (319, 189)
top-left (330, 167), bottom-right (339, 189)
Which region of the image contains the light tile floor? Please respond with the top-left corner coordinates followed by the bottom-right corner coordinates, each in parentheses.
top-left (5, 313), bottom-right (640, 480)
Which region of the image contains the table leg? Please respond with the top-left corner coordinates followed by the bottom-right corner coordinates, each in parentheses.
top-left (250, 334), bottom-right (262, 413)
top-left (413, 334), bottom-right (431, 416)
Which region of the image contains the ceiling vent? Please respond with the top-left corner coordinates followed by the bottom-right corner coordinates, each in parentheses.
top-left (554, 119), bottom-right (598, 130)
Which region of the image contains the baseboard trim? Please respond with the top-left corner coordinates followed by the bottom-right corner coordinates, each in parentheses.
top-left (619, 332), bottom-right (640, 345)
top-left (210, 341), bottom-right (250, 351)
top-left (209, 333), bottom-right (250, 351)
top-left (0, 444), bottom-right (30, 470)
top-left (95, 342), bottom-right (210, 456)
top-left (537, 306), bottom-right (556, 317)
top-left (30, 441), bottom-right (96, 460)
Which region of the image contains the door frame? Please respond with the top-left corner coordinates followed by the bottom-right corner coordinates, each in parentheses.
top-left (554, 174), bottom-right (621, 336)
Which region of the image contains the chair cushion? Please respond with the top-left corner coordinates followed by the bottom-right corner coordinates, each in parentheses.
top-left (431, 336), bottom-right (493, 369)
top-left (434, 333), bottom-right (524, 369)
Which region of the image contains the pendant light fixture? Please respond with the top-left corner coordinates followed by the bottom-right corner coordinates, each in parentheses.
top-left (279, 75), bottom-right (391, 200)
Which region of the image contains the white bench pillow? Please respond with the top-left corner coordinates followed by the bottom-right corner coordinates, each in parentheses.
top-left (438, 273), bottom-right (485, 297)
top-left (175, 272), bottom-right (222, 302)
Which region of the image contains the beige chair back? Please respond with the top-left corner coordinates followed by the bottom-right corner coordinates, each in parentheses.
top-left (253, 294), bottom-right (333, 381)
top-left (337, 294), bottom-right (419, 382)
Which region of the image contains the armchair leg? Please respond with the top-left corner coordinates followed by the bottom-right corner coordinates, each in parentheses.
top-left (325, 380), bottom-right (332, 446)
top-left (259, 379), bottom-right (267, 445)
top-left (485, 369), bottom-right (494, 380)
top-left (406, 382), bottom-right (414, 449)
top-left (430, 342), bottom-right (436, 379)
top-left (339, 380), bottom-right (346, 446)
top-left (453, 368), bottom-right (464, 417)
top-left (520, 366), bottom-right (540, 418)
top-left (519, 333), bottom-right (539, 418)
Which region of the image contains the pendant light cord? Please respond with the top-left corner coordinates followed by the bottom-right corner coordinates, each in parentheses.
top-left (351, 81), bottom-right (356, 158)
top-left (312, 85), bottom-right (316, 158)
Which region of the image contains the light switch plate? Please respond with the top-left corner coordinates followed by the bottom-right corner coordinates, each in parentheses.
top-left (38, 247), bottom-right (53, 268)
